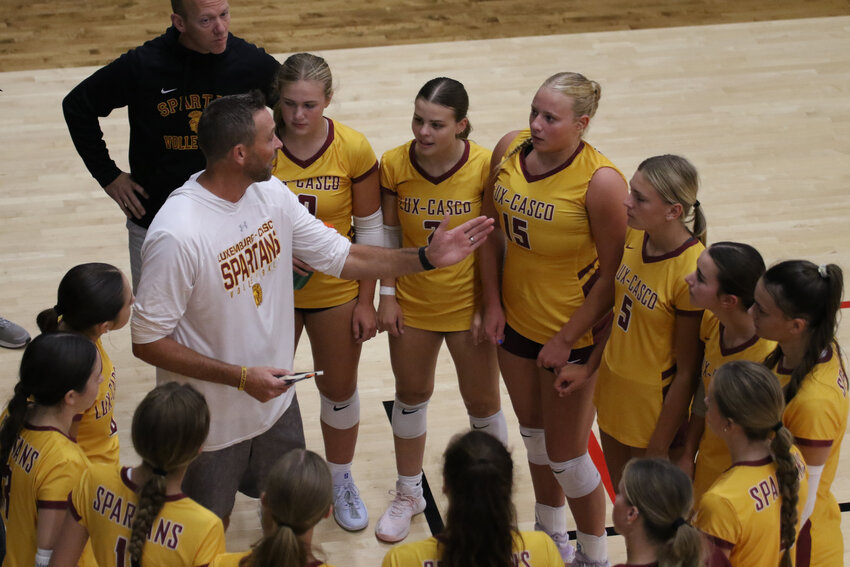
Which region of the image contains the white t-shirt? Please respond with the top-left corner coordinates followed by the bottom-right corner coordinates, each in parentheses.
top-left (132, 171), bottom-right (351, 450)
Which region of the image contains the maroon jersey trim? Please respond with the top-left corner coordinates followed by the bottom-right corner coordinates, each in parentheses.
top-left (280, 117), bottom-right (335, 169)
top-left (409, 139), bottom-right (470, 185)
top-left (718, 324), bottom-right (761, 357)
top-left (121, 466), bottom-right (188, 502)
top-left (351, 161), bottom-right (378, 184)
top-left (641, 232), bottom-right (700, 264)
top-left (793, 437), bottom-right (833, 448)
top-left (24, 423), bottom-right (75, 442)
top-left (67, 493), bottom-right (83, 521)
top-left (519, 140), bottom-right (584, 183)
top-left (37, 499), bottom-right (69, 510)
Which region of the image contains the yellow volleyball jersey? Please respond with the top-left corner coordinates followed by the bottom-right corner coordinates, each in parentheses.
top-left (211, 552), bottom-right (333, 567)
top-left (70, 465), bottom-right (226, 567)
top-left (693, 313), bottom-right (777, 504)
top-left (2, 424), bottom-right (90, 567)
top-left (595, 228), bottom-right (704, 447)
top-left (381, 139), bottom-right (490, 331)
top-left (773, 344), bottom-right (848, 567)
top-left (210, 552), bottom-right (248, 567)
top-left (493, 131), bottom-right (626, 345)
top-left (695, 448), bottom-right (808, 567)
top-left (272, 117), bottom-right (378, 308)
top-left (381, 531), bottom-right (563, 567)
top-left (73, 338), bottom-right (119, 467)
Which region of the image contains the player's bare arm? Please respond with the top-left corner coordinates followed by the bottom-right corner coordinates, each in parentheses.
top-left (537, 166), bottom-right (627, 369)
top-left (340, 214), bottom-right (494, 280)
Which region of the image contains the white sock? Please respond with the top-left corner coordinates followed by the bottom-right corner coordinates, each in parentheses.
top-left (398, 472), bottom-right (423, 496)
top-left (576, 530), bottom-right (607, 562)
top-left (469, 409), bottom-right (509, 445)
top-left (328, 461), bottom-right (353, 486)
top-left (535, 502), bottom-right (568, 534)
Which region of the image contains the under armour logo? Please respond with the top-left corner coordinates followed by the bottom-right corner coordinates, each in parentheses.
top-left (401, 408), bottom-right (419, 415)
top-left (239, 221), bottom-right (248, 232)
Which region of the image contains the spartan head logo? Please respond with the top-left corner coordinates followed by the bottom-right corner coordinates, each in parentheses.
top-left (252, 283), bottom-right (263, 307)
top-left (188, 110), bottom-right (203, 133)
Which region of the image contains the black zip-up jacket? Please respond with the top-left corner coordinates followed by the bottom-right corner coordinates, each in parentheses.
top-left (63, 27), bottom-right (280, 228)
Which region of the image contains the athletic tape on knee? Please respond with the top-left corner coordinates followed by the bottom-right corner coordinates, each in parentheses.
top-left (319, 391), bottom-right (360, 430)
top-left (519, 426), bottom-right (548, 465)
top-left (469, 409), bottom-right (509, 445)
top-left (391, 397), bottom-right (428, 439)
top-left (550, 452), bottom-right (600, 499)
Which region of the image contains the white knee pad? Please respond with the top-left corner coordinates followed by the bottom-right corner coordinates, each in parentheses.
top-left (391, 398), bottom-right (428, 439)
top-left (469, 409), bottom-right (509, 445)
top-left (519, 426), bottom-right (548, 466)
top-left (319, 391), bottom-right (360, 430)
top-left (550, 452), bottom-right (601, 499)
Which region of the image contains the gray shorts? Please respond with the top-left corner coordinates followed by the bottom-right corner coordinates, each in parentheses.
top-left (181, 394), bottom-right (305, 518)
top-left (126, 218), bottom-right (146, 293)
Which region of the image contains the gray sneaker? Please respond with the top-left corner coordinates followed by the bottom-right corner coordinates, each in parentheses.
top-left (0, 316), bottom-right (30, 349)
top-left (534, 522), bottom-right (575, 564)
top-left (333, 474), bottom-right (369, 531)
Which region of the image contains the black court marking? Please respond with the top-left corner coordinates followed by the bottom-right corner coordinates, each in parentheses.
top-left (569, 527), bottom-right (618, 539)
top-left (383, 400), bottom-right (445, 535)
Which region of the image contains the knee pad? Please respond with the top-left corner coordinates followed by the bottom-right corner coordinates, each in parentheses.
top-left (519, 426), bottom-right (548, 466)
top-left (469, 409), bottom-right (509, 445)
top-left (391, 398), bottom-right (428, 439)
top-left (549, 452), bottom-right (601, 499)
top-left (319, 391), bottom-right (360, 430)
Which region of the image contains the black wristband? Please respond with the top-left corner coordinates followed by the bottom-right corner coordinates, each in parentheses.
top-left (418, 246), bottom-right (436, 270)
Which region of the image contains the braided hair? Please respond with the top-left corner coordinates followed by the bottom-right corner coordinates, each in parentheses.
top-left (128, 383), bottom-right (209, 567)
top-left (0, 334), bottom-right (97, 510)
top-left (712, 360), bottom-right (800, 567)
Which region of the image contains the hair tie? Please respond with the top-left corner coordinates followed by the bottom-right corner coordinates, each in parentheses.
top-left (273, 517), bottom-right (301, 533)
top-left (818, 264), bottom-right (829, 279)
top-left (672, 517), bottom-right (686, 529)
top-left (144, 462), bottom-right (168, 476)
top-left (692, 200), bottom-right (700, 209)
top-left (54, 304), bottom-right (64, 316)
top-left (771, 421), bottom-right (783, 433)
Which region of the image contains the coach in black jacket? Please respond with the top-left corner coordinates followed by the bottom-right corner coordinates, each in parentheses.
top-left (63, 0), bottom-right (280, 289)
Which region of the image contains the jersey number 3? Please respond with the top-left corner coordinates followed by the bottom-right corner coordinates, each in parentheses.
top-left (617, 295), bottom-right (633, 332)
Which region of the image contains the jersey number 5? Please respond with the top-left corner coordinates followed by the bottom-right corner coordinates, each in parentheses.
top-left (617, 295), bottom-right (633, 332)
top-left (501, 213), bottom-right (530, 249)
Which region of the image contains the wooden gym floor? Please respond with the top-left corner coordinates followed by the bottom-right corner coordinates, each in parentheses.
top-left (0, 2), bottom-right (848, 565)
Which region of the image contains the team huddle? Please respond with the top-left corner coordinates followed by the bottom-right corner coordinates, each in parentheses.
top-left (0, 1), bottom-right (846, 567)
